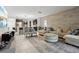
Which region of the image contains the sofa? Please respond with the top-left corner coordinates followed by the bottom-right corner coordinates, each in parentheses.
top-left (57, 27), bottom-right (71, 38)
top-left (1, 31), bottom-right (15, 42)
top-left (0, 28), bottom-right (8, 42)
top-left (64, 35), bottom-right (79, 46)
top-left (0, 31), bottom-right (15, 49)
top-left (63, 29), bottom-right (79, 47)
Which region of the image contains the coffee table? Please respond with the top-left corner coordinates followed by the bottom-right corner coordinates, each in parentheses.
top-left (44, 33), bottom-right (58, 42)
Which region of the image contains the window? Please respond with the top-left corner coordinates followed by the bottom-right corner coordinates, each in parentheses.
top-left (0, 19), bottom-right (7, 28)
top-left (44, 20), bottom-right (47, 27)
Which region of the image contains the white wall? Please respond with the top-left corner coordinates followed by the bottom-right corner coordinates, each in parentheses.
top-left (7, 18), bottom-right (16, 31)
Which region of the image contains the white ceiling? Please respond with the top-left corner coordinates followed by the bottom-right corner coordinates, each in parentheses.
top-left (5, 6), bottom-right (75, 19)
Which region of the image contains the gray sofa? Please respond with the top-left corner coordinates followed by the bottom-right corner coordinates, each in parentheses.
top-left (63, 29), bottom-right (79, 47)
top-left (63, 35), bottom-right (79, 46)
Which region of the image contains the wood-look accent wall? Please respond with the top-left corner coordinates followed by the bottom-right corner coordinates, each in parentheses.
top-left (40, 7), bottom-right (79, 31)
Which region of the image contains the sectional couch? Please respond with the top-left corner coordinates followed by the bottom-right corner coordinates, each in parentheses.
top-left (63, 29), bottom-right (79, 47)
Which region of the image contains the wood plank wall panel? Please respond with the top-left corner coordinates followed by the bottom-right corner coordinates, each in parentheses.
top-left (40, 7), bottom-right (79, 30)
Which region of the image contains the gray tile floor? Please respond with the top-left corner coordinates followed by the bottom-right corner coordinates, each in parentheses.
top-left (28, 37), bottom-right (79, 53)
top-left (0, 35), bottom-right (79, 53)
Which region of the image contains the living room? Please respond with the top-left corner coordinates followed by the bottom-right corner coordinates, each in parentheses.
top-left (0, 6), bottom-right (79, 53)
